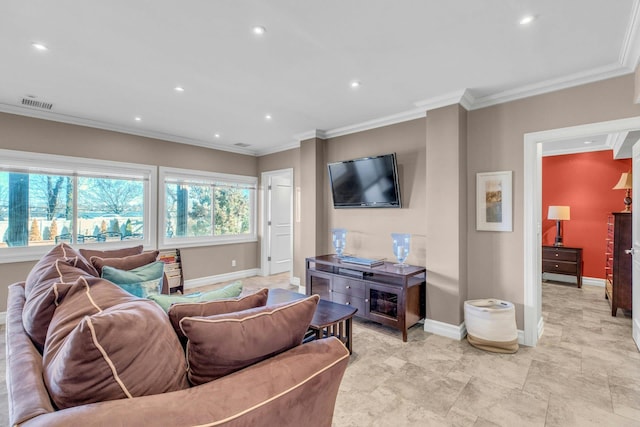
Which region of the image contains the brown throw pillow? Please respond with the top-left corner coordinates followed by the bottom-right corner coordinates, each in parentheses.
top-left (168, 288), bottom-right (269, 340)
top-left (180, 294), bottom-right (318, 385)
top-left (22, 259), bottom-right (95, 351)
top-left (25, 243), bottom-right (98, 297)
top-left (78, 245), bottom-right (143, 263)
top-left (90, 250), bottom-right (159, 275)
top-left (43, 276), bottom-right (188, 409)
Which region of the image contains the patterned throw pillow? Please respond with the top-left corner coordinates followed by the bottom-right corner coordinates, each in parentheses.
top-left (101, 262), bottom-right (164, 298)
top-left (179, 295), bottom-right (318, 385)
top-left (148, 281), bottom-right (243, 312)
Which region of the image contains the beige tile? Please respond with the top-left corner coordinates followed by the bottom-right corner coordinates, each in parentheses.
top-left (452, 376), bottom-right (548, 427)
top-left (545, 394), bottom-right (640, 427)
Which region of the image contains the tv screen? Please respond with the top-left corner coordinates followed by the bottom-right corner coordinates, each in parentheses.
top-left (327, 153), bottom-right (401, 208)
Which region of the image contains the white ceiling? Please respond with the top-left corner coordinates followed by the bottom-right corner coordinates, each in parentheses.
top-left (1, 1), bottom-right (640, 156)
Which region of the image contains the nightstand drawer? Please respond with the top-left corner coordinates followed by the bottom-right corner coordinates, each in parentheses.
top-left (542, 247), bottom-right (579, 262)
top-left (542, 260), bottom-right (577, 274)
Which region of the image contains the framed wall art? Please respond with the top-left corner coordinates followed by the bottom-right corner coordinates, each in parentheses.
top-left (476, 171), bottom-right (512, 232)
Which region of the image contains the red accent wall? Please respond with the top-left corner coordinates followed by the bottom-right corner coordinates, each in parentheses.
top-left (542, 151), bottom-right (631, 279)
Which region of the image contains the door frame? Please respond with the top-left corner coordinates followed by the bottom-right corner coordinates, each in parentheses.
top-left (260, 168), bottom-right (294, 279)
top-left (523, 116), bottom-right (640, 347)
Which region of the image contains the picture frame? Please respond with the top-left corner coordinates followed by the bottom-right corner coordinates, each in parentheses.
top-left (476, 171), bottom-right (512, 232)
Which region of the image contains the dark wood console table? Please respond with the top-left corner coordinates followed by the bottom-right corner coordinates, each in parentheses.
top-left (305, 255), bottom-right (426, 342)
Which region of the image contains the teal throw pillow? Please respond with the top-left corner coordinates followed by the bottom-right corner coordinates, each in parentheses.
top-left (149, 281), bottom-right (243, 312)
top-left (101, 262), bottom-right (165, 298)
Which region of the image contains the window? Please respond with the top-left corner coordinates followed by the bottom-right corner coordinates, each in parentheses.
top-left (159, 167), bottom-right (257, 248)
top-left (0, 149), bottom-right (156, 262)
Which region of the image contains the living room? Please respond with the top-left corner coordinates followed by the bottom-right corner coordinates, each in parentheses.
top-left (3, 2), bottom-right (640, 425)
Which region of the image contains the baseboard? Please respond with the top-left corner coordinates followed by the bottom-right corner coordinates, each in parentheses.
top-left (582, 277), bottom-right (605, 287)
top-left (634, 318), bottom-right (640, 352)
top-left (543, 273), bottom-right (604, 287)
top-left (424, 318), bottom-right (527, 346)
top-left (291, 276), bottom-right (300, 287)
top-left (0, 311), bottom-right (6, 326)
top-left (424, 318), bottom-right (467, 341)
top-left (184, 268), bottom-right (261, 290)
top-left (537, 316), bottom-right (544, 343)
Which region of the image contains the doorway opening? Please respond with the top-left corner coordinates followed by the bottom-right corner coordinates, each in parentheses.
top-left (261, 168), bottom-right (294, 282)
top-left (523, 116), bottom-right (640, 347)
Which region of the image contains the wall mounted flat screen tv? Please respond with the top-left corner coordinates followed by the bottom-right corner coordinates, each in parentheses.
top-left (328, 153), bottom-right (401, 208)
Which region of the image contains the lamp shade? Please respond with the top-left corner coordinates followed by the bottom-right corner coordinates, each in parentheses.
top-left (547, 205), bottom-right (570, 221)
top-left (613, 172), bottom-right (632, 190)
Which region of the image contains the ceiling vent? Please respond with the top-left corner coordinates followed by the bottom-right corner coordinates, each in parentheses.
top-left (234, 143), bottom-right (251, 148)
top-left (21, 98), bottom-right (53, 110)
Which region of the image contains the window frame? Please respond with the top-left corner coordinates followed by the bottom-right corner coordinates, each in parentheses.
top-left (159, 166), bottom-right (257, 249)
top-left (0, 149), bottom-right (157, 263)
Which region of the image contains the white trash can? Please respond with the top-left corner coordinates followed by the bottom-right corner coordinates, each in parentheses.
top-left (464, 299), bottom-right (518, 353)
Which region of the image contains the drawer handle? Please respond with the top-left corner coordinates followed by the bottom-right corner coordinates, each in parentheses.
top-left (555, 264), bottom-right (559, 268)
top-left (555, 253), bottom-right (559, 257)
top-left (346, 285), bottom-right (350, 289)
top-left (345, 302), bottom-right (350, 305)
top-left (329, 289), bottom-right (333, 293)
top-left (365, 299), bottom-right (369, 303)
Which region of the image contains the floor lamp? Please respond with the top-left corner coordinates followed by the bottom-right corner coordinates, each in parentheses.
top-left (547, 206), bottom-right (570, 247)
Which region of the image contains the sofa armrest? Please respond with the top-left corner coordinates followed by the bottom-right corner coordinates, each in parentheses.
top-left (19, 337), bottom-right (349, 427)
top-left (6, 283), bottom-right (56, 426)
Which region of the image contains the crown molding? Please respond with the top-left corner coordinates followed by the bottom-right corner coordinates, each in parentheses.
top-left (468, 63), bottom-right (632, 110)
top-left (414, 89), bottom-right (474, 111)
top-left (293, 129), bottom-right (327, 141)
top-left (0, 103), bottom-right (257, 156)
top-left (323, 107), bottom-right (425, 139)
top-left (620, 0), bottom-right (640, 69)
top-left (254, 140), bottom-right (301, 156)
top-left (541, 143), bottom-right (611, 158)
top-left (609, 131), bottom-right (628, 157)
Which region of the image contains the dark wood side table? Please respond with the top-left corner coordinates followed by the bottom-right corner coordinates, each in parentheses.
top-left (542, 246), bottom-right (583, 288)
top-left (267, 288), bottom-right (358, 353)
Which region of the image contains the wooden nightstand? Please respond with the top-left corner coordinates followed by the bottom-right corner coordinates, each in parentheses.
top-left (542, 246), bottom-right (583, 288)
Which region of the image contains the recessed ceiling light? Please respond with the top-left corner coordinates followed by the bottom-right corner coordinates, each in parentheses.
top-left (519, 15), bottom-right (536, 25)
top-left (32, 42), bottom-right (48, 51)
top-left (214, 133), bottom-right (221, 138)
top-left (134, 117), bottom-right (142, 122)
top-left (253, 26), bottom-right (266, 35)
top-left (174, 86), bottom-right (185, 92)
top-left (350, 80), bottom-right (361, 89)
top-left (265, 114), bottom-right (272, 120)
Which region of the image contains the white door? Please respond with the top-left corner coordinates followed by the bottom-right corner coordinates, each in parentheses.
top-left (632, 141), bottom-right (640, 350)
top-left (267, 171), bottom-right (292, 275)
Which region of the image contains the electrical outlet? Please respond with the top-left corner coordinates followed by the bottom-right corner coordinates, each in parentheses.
top-left (231, 259), bottom-right (236, 267)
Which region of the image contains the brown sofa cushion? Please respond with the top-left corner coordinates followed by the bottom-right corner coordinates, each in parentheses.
top-left (180, 294), bottom-right (318, 385)
top-left (23, 257), bottom-right (97, 351)
top-left (78, 245), bottom-right (143, 263)
top-left (168, 288), bottom-right (269, 340)
top-left (90, 250), bottom-right (159, 275)
top-left (25, 243), bottom-right (98, 297)
top-left (43, 276), bottom-right (188, 409)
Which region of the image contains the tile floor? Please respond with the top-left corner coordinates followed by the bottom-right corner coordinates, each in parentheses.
top-left (333, 281), bottom-right (640, 426)
top-left (2, 278), bottom-right (639, 426)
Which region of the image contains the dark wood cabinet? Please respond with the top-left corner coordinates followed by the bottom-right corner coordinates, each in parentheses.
top-left (305, 255), bottom-right (426, 342)
top-left (605, 212), bottom-right (632, 316)
top-left (542, 246), bottom-right (583, 288)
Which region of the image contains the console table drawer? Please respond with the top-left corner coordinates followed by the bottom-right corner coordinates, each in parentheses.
top-left (542, 260), bottom-right (577, 275)
top-left (331, 277), bottom-right (366, 298)
top-left (542, 247), bottom-right (579, 262)
top-left (330, 292), bottom-right (365, 314)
